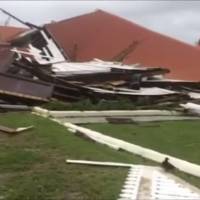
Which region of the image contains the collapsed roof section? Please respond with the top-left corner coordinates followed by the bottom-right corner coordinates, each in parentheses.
top-left (11, 28), bottom-right (67, 64)
top-left (45, 10), bottom-right (200, 81)
top-left (4, 9), bottom-right (200, 82)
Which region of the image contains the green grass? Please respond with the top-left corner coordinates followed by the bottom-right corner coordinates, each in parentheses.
top-left (1, 113), bottom-right (200, 199)
top-left (0, 112), bottom-right (153, 200)
top-left (85, 121), bottom-right (200, 188)
top-left (85, 121), bottom-right (200, 165)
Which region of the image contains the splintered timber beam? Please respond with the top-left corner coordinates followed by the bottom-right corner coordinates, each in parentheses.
top-left (47, 109), bottom-right (183, 118)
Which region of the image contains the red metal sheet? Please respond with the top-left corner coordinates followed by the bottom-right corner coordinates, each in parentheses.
top-left (0, 25), bottom-right (27, 42)
top-left (46, 10), bottom-right (200, 81)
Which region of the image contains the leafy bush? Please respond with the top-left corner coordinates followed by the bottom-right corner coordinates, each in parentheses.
top-left (42, 98), bottom-right (137, 111)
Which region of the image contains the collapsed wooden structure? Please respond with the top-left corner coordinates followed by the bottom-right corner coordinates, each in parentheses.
top-left (0, 9), bottom-right (200, 109)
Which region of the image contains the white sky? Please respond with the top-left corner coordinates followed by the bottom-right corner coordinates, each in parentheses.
top-left (0, 1), bottom-right (199, 45)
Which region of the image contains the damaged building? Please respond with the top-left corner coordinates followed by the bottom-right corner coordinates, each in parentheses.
top-left (0, 9), bottom-right (200, 109)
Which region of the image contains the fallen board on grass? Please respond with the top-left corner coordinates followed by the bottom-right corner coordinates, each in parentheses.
top-left (0, 125), bottom-right (33, 133)
top-left (64, 122), bottom-right (200, 178)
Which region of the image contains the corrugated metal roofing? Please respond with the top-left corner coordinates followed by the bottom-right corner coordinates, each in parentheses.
top-left (0, 25), bottom-right (27, 42)
top-left (46, 10), bottom-right (200, 81)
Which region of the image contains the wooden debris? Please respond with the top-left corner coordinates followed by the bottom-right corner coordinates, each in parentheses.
top-left (0, 125), bottom-right (33, 134)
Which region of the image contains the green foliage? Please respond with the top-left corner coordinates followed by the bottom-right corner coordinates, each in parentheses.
top-left (42, 98), bottom-right (137, 111)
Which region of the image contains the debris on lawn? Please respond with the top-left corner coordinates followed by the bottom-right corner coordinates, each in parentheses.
top-left (43, 109), bottom-right (184, 118)
top-left (1, 8), bottom-right (200, 199)
top-left (0, 124), bottom-right (33, 134)
top-left (66, 159), bottom-right (200, 200)
top-left (35, 114), bottom-right (199, 177)
top-left (66, 159), bottom-right (133, 167)
top-left (33, 107), bottom-right (200, 124)
top-left (0, 9), bottom-right (200, 111)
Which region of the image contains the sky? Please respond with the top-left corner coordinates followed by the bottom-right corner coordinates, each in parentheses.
top-left (0, 1), bottom-right (199, 45)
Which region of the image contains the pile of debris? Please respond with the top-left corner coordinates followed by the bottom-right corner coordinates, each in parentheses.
top-left (1, 9), bottom-right (200, 109)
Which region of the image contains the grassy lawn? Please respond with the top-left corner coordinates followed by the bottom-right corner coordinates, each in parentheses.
top-left (0, 112), bottom-right (152, 200)
top-left (85, 121), bottom-right (200, 188)
top-left (85, 121), bottom-right (200, 165)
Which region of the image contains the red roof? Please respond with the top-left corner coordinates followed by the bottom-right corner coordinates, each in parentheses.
top-left (0, 25), bottom-right (27, 42)
top-left (46, 10), bottom-right (200, 81)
